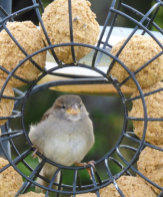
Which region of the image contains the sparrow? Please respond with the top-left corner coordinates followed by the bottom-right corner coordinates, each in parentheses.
top-left (28, 95), bottom-right (95, 190)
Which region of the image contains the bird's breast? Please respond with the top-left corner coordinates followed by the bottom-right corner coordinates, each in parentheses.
top-left (44, 131), bottom-right (89, 166)
top-left (43, 118), bottom-right (94, 166)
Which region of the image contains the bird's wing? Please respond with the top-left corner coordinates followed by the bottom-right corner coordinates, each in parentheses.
top-left (41, 106), bottom-right (54, 121)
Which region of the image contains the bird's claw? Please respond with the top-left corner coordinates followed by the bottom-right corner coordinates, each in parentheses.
top-left (87, 160), bottom-right (96, 169)
top-left (75, 160), bottom-right (95, 168)
top-left (86, 160), bottom-right (96, 180)
top-left (75, 160), bottom-right (96, 180)
top-left (31, 146), bottom-right (39, 158)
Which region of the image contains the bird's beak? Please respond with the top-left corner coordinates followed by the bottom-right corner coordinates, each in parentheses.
top-left (66, 104), bottom-right (80, 115)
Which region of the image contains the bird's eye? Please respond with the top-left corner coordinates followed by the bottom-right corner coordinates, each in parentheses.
top-left (61, 104), bottom-right (66, 109)
top-left (79, 103), bottom-right (82, 108)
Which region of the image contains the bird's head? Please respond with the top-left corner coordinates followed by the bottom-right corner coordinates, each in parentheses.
top-left (53, 95), bottom-right (88, 121)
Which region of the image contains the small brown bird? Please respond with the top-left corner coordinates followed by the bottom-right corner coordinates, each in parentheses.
top-left (29, 95), bottom-right (94, 189)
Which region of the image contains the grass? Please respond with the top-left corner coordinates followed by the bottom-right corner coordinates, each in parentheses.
top-left (16, 154), bottom-right (39, 180)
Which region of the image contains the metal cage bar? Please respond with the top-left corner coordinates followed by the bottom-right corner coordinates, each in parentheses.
top-left (0, 0), bottom-right (162, 196)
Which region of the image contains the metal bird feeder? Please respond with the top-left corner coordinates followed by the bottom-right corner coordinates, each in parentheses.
top-left (0, 0), bottom-right (163, 197)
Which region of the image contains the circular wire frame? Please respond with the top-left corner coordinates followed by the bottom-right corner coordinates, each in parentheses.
top-left (0, 0), bottom-right (163, 196)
